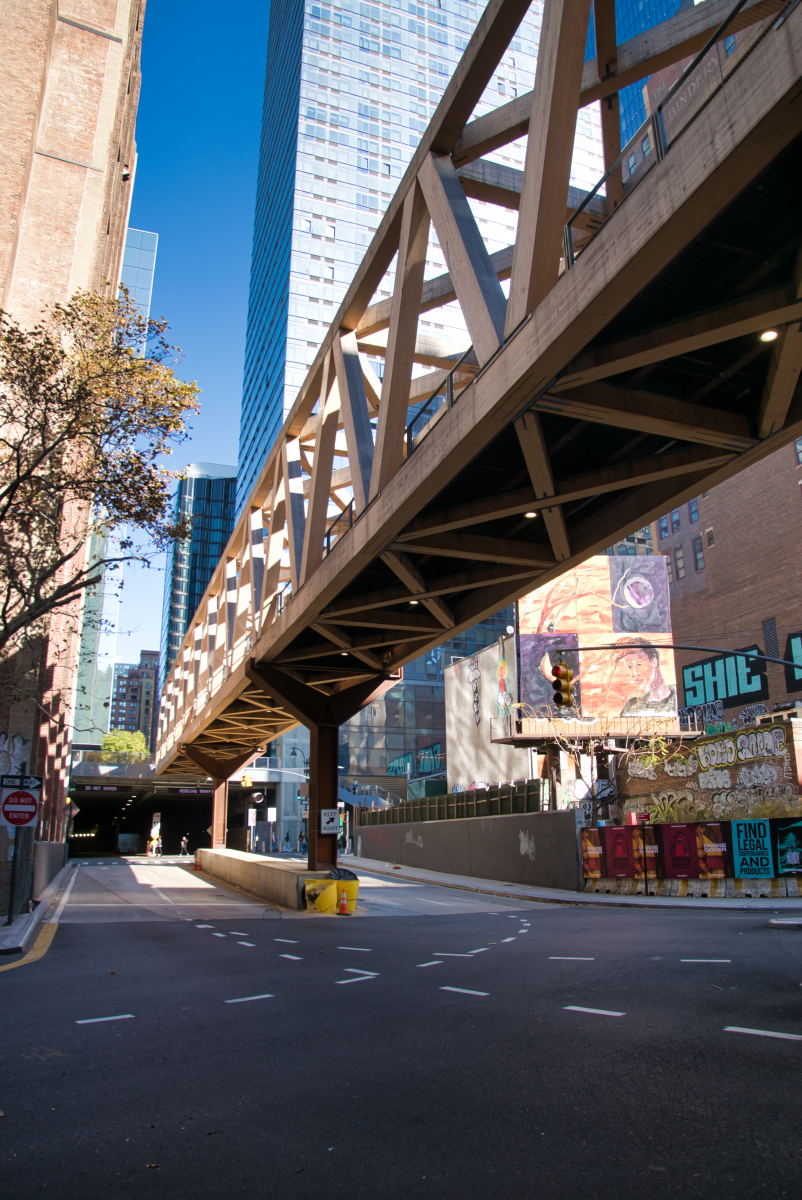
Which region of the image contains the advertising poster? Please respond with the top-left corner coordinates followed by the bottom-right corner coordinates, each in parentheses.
top-left (659, 822), bottom-right (700, 879)
top-left (695, 822), bottom-right (728, 879)
top-left (774, 818), bottom-right (802, 875)
top-left (731, 819), bottom-right (775, 879)
top-left (517, 556), bottom-right (676, 721)
top-left (581, 827), bottom-right (603, 878)
top-left (633, 823), bottom-right (659, 880)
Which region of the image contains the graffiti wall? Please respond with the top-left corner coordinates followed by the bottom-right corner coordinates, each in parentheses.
top-left (444, 634), bottom-right (529, 793)
top-left (517, 556), bottom-right (677, 721)
top-left (618, 719), bottom-right (802, 821)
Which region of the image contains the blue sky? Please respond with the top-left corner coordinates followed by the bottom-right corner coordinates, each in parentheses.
top-left (114, 0), bottom-right (270, 661)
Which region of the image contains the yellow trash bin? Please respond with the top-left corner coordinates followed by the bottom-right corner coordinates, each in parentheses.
top-left (305, 879), bottom-right (337, 913)
top-left (340, 878), bottom-right (359, 913)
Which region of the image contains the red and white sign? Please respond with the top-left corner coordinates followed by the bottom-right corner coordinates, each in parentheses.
top-left (0, 788), bottom-right (40, 828)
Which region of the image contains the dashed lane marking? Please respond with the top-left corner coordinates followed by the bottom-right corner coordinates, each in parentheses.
top-left (550, 956), bottom-right (595, 961)
top-left (501, 937), bottom-right (516, 943)
top-left (280, 954), bottom-right (303, 961)
top-left (681, 959), bottom-right (731, 963)
top-left (337, 946), bottom-right (372, 952)
top-left (440, 987), bottom-right (488, 997)
top-left (225, 994), bottom-right (274, 1004)
top-left (335, 975), bottom-right (378, 985)
top-left (725, 1026), bottom-right (802, 1041)
top-left (237, 942), bottom-right (256, 947)
top-left (564, 1006), bottom-right (624, 1017)
top-left (343, 968), bottom-right (378, 976)
top-left (274, 939), bottom-right (298, 944)
top-left (211, 933), bottom-right (227, 938)
top-left (434, 952), bottom-right (474, 957)
top-left (417, 961), bottom-right (443, 967)
top-left (76, 1014), bottom-right (134, 1025)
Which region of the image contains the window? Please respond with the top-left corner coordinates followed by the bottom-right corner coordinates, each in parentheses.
top-left (300, 218), bottom-right (311, 233)
top-left (706, 528), bottom-right (715, 547)
top-left (325, 223), bottom-right (335, 238)
top-left (674, 547), bottom-right (686, 579)
top-left (641, 135), bottom-right (651, 158)
top-left (795, 436), bottom-right (802, 465)
top-left (688, 498), bottom-right (699, 523)
top-left (658, 515), bottom-right (668, 540)
top-left (627, 153), bottom-right (637, 174)
top-left (666, 553), bottom-right (674, 584)
top-left (762, 617), bottom-right (779, 660)
top-left (724, 33), bottom-right (736, 55)
top-left (692, 536), bottom-right (704, 571)
top-left (670, 509), bottom-right (680, 532)
top-left (324, 265), bottom-right (334, 280)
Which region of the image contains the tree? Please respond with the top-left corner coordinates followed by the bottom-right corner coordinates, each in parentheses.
top-left (100, 728), bottom-right (150, 762)
top-left (0, 288), bottom-right (200, 707)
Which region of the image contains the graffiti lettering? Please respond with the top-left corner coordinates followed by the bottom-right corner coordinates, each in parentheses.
top-left (698, 767), bottom-right (731, 790)
top-left (627, 758), bottom-right (657, 781)
top-left (737, 762), bottom-right (778, 788)
top-left (736, 727), bottom-right (785, 761)
top-left (664, 754), bottom-right (698, 778)
top-left (697, 737), bottom-right (736, 768)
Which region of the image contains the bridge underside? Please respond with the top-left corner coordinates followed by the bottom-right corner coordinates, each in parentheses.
top-left (156, 0), bottom-right (802, 867)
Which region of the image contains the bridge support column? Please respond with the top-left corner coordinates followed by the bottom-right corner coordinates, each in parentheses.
top-left (212, 781), bottom-right (228, 850)
top-left (246, 661), bottom-right (401, 873)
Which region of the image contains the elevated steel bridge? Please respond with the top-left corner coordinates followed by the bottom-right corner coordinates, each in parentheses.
top-left (156, 0), bottom-right (802, 868)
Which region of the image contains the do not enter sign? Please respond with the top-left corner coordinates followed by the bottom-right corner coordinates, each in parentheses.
top-left (0, 788), bottom-right (39, 828)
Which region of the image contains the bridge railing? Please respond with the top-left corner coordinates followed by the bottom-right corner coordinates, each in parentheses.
top-left (564, 0), bottom-right (779, 266)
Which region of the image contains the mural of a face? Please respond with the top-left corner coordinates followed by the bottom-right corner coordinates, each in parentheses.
top-left (623, 649), bottom-right (654, 694)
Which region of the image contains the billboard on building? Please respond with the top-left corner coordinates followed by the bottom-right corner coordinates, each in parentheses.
top-left (444, 634), bottom-right (529, 793)
top-left (517, 556), bottom-right (676, 722)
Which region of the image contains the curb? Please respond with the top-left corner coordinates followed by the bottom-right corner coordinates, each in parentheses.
top-left (0, 861), bottom-right (74, 956)
top-left (350, 859), bottom-right (802, 912)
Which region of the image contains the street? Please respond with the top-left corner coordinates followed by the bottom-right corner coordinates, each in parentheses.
top-left (1, 860), bottom-right (801, 1198)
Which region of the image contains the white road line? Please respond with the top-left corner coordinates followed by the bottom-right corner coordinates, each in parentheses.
top-left (229, 931), bottom-right (248, 936)
top-left (417, 961), bottom-right (443, 967)
top-left (196, 924), bottom-right (213, 929)
top-left (518, 930), bottom-right (529, 934)
top-left (48, 865), bottom-right (80, 923)
top-left (433, 952), bottom-right (474, 957)
top-left (681, 959), bottom-right (731, 963)
top-left (469, 948), bottom-right (489, 954)
top-left (237, 942), bottom-right (256, 947)
top-left (502, 937), bottom-right (516, 943)
top-left (76, 1014), bottom-right (134, 1025)
top-left (550, 956), bottom-right (595, 961)
top-left (564, 1006), bottom-right (625, 1017)
top-left (225, 994), bottom-right (274, 1004)
top-left (211, 933), bottom-right (227, 938)
top-left (274, 938), bottom-right (298, 944)
top-left (335, 975), bottom-right (378, 985)
top-left (418, 899), bottom-right (452, 906)
top-left (343, 968), bottom-right (378, 976)
top-left (337, 946), bottom-right (372, 952)
top-left (440, 987), bottom-right (488, 997)
top-left (280, 954), bottom-right (303, 961)
top-left (725, 1026), bottom-right (802, 1041)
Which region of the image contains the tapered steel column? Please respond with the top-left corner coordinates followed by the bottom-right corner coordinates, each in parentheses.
top-left (212, 780), bottom-right (228, 849)
top-left (308, 722), bottom-right (338, 870)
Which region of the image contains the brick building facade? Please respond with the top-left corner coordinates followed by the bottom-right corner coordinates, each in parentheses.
top-left (0, 0), bottom-right (145, 842)
top-left (657, 439), bottom-right (802, 727)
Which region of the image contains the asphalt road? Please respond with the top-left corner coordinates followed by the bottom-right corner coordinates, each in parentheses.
top-left (1, 858), bottom-right (801, 1199)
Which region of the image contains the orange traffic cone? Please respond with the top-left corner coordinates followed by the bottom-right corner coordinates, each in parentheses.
top-left (338, 888), bottom-right (349, 915)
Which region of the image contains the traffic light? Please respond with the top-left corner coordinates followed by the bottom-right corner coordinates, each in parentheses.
top-left (241, 772), bottom-right (253, 789)
top-left (551, 662), bottom-right (575, 709)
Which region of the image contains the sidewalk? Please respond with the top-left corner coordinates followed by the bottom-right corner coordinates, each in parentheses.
top-left (0, 861), bottom-right (74, 955)
top-left (347, 856), bottom-right (802, 911)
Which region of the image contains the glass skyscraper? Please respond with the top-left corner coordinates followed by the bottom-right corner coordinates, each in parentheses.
top-left (120, 228), bottom-right (158, 319)
top-left (160, 464), bottom-right (237, 689)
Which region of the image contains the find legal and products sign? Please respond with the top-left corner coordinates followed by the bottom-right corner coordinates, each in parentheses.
top-left (732, 819), bottom-right (775, 879)
top-left (0, 775), bottom-right (42, 829)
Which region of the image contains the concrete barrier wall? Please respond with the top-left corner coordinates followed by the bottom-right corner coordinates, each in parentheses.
top-left (355, 810), bottom-right (582, 891)
top-left (33, 841), bottom-right (69, 900)
top-left (197, 848), bottom-right (330, 909)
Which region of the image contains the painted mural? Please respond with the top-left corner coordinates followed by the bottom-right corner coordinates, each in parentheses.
top-left (619, 720), bottom-right (802, 821)
top-left (517, 556), bottom-right (676, 721)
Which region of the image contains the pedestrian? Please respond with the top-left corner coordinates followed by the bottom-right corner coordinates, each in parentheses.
top-left (180, 835), bottom-right (189, 856)
top-left (155, 836), bottom-right (162, 856)
top-left (283, 831), bottom-right (291, 853)
top-left (147, 837), bottom-right (154, 857)
top-left (299, 831), bottom-right (307, 855)
top-left (271, 833), bottom-right (277, 852)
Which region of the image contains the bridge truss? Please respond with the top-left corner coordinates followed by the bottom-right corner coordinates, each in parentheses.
top-left (157, 0), bottom-right (802, 868)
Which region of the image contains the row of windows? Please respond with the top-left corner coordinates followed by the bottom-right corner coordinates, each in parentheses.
top-left (666, 535), bottom-right (707, 582)
top-left (658, 498), bottom-right (700, 539)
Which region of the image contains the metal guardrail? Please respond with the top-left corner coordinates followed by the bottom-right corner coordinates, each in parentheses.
top-left (323, 498), bottom-right (355, 559)
top-left (405, 345), bottom-right (474, 455)
top-left (356, 777), bottom-right (546, 825)
top-left (564, 0), bottom-right (776, 266)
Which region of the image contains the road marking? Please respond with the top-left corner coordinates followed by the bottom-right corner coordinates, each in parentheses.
top-left (502, 937), bottom-right (516, 943)
top-left (440, 987), bottom-right (488, 997)
top-left (417, 961), bottom-right (443, 967)
top-left (564, 1006), bottom-right (625, 1017)
top-left (335, 975), bottom-right (377, 985)
top-left (550, 956), bottom-right (595, 961)
top-left (237, 942), bottom-right (256, 947)
top-left (76, 1014), bottom-right (135, 1025)
top-left (681, 958), bottom-right (730, 963)
top-left (280, 954), bottom-right (303, 961)
top-left (469, 948), bottom-right (489, 954)
top-left (337, 946), bottom-right (372, 952)
top-left (418, 898), bottom-right (452, 906)
top-left (725, 1026), bottom-right (802, 1041)
top-left (343, 968), bottom-right (378, 976)
top-left (518, 930), bottom-right (529, 934)
top-left (48, 866), bottom-right (80, 924)
top-left (229, 931), bottom-right (248, 936)
top-left (211, 933), bottom-right (227, 938)
top-left (274, 938), bottom-right (299, 944)
top-left (225, 994), bottom-right (274, 1004)
top-left (0, 923), bottom-right (58, 974)
top-left (196, 924), bottom-right (214, 929)
top-left (433, 952), bottom-right (474, 957)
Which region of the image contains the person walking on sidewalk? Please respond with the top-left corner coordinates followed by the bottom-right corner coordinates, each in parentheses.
top-left (283, 831), bottom-right (291, 853)
top-left (180, 835), bottom-right (189, 856)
